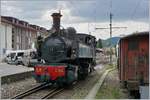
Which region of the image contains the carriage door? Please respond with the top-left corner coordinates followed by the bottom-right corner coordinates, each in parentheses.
top-left (128, 39), bottom-right (139, 80)
top-left (138, 38), bottom-right (149, 83)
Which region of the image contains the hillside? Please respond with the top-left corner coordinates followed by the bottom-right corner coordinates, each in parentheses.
top-left (101, 37), bottom-right (120, 47)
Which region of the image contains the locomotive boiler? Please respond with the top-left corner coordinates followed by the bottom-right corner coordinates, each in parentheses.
top-left (34, 12), bottom-right (96, 86)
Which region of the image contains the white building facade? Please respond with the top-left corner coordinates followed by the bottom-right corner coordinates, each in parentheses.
top-left (0, 19), bottom-right (12, 61)
top-left (0, 16), bottom-right (48, 62)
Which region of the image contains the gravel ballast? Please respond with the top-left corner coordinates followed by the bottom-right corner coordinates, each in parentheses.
top-left (1, 64), bottom-right (108, 99)
top-left (52, 64), bottom-right (108, 99)
top-left (1, 77), bottom-right (38, 99)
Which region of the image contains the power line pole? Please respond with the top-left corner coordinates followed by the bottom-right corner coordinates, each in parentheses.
top-left (95, 13), bottom-right (127, 64)
top-left (95, 0), bottom-right (127, 64)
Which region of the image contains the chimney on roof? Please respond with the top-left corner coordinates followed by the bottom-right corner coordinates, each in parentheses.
top-left (51, 11), bottom-right (62, 33)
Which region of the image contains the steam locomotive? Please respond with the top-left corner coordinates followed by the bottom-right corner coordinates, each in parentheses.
top-left (34, 12), bottom-right (96, 86)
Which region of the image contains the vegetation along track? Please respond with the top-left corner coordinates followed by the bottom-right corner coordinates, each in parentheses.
top-left (11, 83), bottom-right (64, 99)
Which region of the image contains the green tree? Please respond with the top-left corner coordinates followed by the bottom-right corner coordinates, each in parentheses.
top-left (96, 39), bottom-right (103, 48)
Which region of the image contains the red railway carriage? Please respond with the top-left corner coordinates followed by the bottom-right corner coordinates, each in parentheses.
top-left (118, 31), bottom-right (149, 91)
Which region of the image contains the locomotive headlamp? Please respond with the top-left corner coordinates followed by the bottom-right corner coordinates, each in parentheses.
top-left (39, 68), bottom-right (42, 72)
top-left (36, 67), bottom-right (42, 73)
top-left (58, 69), bottom-right (64, 72)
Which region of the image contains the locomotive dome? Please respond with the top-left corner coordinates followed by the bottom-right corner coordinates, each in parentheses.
top-left (63, 27), bottom-right (77, 39)
top-left (66, 27), bottom-right (76, 34)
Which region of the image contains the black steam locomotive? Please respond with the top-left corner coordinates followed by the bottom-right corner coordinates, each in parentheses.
top-left (34, 12), bottom-right (96, 86)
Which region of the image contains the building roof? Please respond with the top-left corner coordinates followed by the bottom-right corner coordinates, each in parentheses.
top-left (1, 16), bottom-right (48, 33)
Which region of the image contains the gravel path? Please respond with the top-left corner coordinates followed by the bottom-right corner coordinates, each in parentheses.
top-left (1, 77), bottom-right (38, 99)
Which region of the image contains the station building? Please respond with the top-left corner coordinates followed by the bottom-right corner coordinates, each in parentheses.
top-left (0, 16), bottom-right (48, 61)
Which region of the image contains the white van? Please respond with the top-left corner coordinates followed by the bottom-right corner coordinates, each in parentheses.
top-left (6, 50), bottom-right (25, 64)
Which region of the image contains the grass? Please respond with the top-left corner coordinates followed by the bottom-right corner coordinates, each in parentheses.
top-left (104, 63), bottom-right (116, 70)
top-left (95, 84), bottom-right (125, 99)
top-left (95, 68), bottom-right (127, 99)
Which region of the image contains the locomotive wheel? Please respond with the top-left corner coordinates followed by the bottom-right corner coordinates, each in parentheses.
top-left (67, 70), bottom-right (76, 83)
top-left (77, 63), bottom-right (89, 80)
top-left (57, 82), bottom-right (65, 88)
top-left (78, 72), bottom-right (86, 80)
top-left (77, 68), bottom-right (85, 80)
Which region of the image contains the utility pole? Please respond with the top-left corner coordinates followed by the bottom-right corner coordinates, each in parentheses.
top-left (95, 0), bottom-right (127, 64)
top-left (95, 13), bottom-right (127, 64)
top-left (109, 13), bottom-right (112, 64)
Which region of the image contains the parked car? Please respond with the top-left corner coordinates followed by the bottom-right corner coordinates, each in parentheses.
top-left (5, 49), bottom-right (37, 65)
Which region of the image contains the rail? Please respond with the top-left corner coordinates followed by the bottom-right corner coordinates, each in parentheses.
top-left (11, 83), bottom-right (48, 99)
top-left (42, 88), bottom-right (64, 99)
top-left (11, 82), bottom-right (64, 99)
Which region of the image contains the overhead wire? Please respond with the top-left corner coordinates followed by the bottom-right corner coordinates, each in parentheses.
top-left (129, 0), bottom-right (147, 33)
top-left (69, 1), bottom-right (81, 22)
top-left (130, 0), bottom-right (143, 21)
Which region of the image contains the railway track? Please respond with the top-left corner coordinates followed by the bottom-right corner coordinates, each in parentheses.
top-left (42, 88), bottom-right (64, 99)
top-left (11, 83), bottom-right (64, 99)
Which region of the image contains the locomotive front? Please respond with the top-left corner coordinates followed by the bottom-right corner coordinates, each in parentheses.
top-left (34, 12), bottom-right (77, 85)
top-left (34, 36), bottom-right (76, 85)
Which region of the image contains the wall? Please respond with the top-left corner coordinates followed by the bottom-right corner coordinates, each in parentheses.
top-left (0, 22), bottom-right (12, 61)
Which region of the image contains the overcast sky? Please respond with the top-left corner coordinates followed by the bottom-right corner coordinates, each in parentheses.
top-left (1, 0), bottom-right (149, 39)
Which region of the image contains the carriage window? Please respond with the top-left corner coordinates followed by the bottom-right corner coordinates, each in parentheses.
top-left (17, 52), bottom-right (24, 57)
top-left (128, 40), bottom-right (139, 50)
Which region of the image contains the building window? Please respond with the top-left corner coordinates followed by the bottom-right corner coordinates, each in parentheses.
top-left (12, 44), bottom-right (14, 48)
top-left (128, 39), bottom-right (139, 50)
top-left (12, 28), bottom-right (15, 33)
top-left (12, 19), bottom-right (15, 23)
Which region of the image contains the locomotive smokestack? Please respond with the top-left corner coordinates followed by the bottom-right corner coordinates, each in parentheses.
top-left (51, 12), bottom-right (62, 33)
